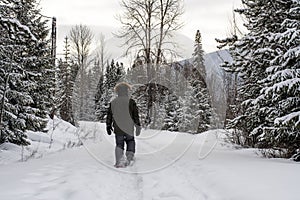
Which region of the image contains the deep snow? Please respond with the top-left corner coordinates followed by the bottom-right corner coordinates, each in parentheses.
top-left (0, 122), bottom-right (299, 200)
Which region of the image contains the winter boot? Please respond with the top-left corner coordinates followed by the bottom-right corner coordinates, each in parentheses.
top-left (114, 162), bottom-right (126, 168)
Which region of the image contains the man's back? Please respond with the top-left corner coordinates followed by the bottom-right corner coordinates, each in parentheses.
top-left (107, 96), bottom-right (140, 135)
top-left (111, 96), bottom-right (133, 135)
top-left (105, 82), bottom-right (141, 167)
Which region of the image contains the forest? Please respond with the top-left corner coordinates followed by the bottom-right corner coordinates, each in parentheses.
top-left (0, 0), bottom-right (299, 162)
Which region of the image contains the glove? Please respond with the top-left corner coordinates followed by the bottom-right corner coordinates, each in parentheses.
top-left (136, 126), bottom-right (141, 136)
top-left (106, 126), bottom-right (112, 135)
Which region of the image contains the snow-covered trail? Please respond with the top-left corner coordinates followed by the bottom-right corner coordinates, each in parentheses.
top-left (0, 122), bottom-right (299, 200)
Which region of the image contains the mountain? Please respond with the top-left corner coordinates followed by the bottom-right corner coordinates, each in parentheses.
top-left (204, 49), bottom-right (233, 127)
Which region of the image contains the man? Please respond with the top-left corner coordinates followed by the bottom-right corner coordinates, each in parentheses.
top-left (106, 82), bottom-right (141, 168)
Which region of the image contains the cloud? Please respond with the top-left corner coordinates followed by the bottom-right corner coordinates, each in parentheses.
top-left (41, 0), bottom-right (243, 53)
top-left (186, 0), bottom-right (241, 11)
top-left (40, 0), bottom-right (120, 26)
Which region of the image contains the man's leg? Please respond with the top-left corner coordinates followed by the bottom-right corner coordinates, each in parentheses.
top-left (125, 134), bottom-right (135, 161)
top-left (115, 134), bottom-right (125, 165)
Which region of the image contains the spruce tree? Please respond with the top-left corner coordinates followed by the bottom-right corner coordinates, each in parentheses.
top-left (193, 30), bottom-right (205, 77)
top-left (95, 60), bottom-right (125, 121)
top-left (220, 0), bottom-right (282, 146)
top-left (13, 0), bottom-right (54, 131)
top-left (163, 93), bottom-right (181, 132)
top-left (95, 70), bottom-right (105, 121)
top-left (191, 30), bottom-right (211, 132)
top-left (82, 68), bottom-right (98, 121)
top-left (58, 37), bottom-right (75, 125)
top-left (250, 0), bottom-right (300, 160)
top-left (219, 0), bottom-right (300, 160)
top-left (0, 0), bottom-right (40, 145)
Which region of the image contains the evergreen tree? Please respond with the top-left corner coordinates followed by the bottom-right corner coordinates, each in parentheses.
top-left (57, 37), bottom-right (75, 125)
top-left (193, 30), bottom-right (205, 77)
top-left (13, 0), bottom-right (54, 131)
top-left (178, 84), bottom-right (197, 133)
top-left (81, 68), bottom-right (98, 121)
top-left (163, 93), bottom-right (181, 131)
top-left (95, 73), bottom-right (105, 120)
top-left (0, 0), bottom-right (41, 145)
top-left (219, 0), bottom-right (281, 146)
top-left (250, 0), bottom-right (300, 160)
top-left (191, 30), bottom-right (211, 132)
top-left (218, 0), bottom-right (300, 160)
top-left (95, 60), bottom-right (125, 121)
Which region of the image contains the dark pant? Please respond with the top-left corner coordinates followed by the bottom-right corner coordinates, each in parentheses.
top-left (115, 133), bottom-right (135, 164)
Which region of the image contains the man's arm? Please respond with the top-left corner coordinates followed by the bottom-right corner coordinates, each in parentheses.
top-left (130, 99), bottom-right (141, 136)
top-left (106, 103), bottom-right (113, 135)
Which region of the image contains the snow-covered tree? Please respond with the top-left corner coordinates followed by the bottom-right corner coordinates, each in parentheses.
top-left (95, 60), bottom-right (125, 121)
top-left (191, 30), bottom-right (211, 132)
top-left (250, 0), bottom-right (300, 160)
top-left (219, 0), bottom-right (281, 146)
top-left (0, 0), bottom-right (49, 145)
top-left (81, 68), bottom-right (99, 121)
top-left (57, 37), bottom-right (75, 125)
top-left (218, 0), bottom-right (300, 160)
top-left (177, 84), bottom-right (198, 133)
top-left (95, 73), bottom-right (105, 121)
top-left (13, 0), bottom-right (54, 130)
top-left (163, 93), bottom-right (181, 131)
top-left (193, 30), bottom-right (205, 77)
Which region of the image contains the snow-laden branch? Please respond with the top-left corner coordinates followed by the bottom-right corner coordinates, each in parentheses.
top-left (275, 111), bottom-right (300, 127)
top-left (0, 16), bottom-right (37, 41)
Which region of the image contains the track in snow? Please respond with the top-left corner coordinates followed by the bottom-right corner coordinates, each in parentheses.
top-left (0, 121), bottom-right (299, 200)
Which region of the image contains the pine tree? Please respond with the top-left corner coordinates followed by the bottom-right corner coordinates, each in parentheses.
top-left (191, 30), bottom-right (211, 132)
top-left (193, 30), bottom-right (205, 77)
top-left (178, 84), bottom-right (198, 133)
top-left (219, 0), bottom-right (300, 160)
top-left (95, 73), bottom-right (105, 121)
top-left (163, 93), bottom-right (181, 131)
top-left (13, 0), bottom-right (54, 131)
top-left (95, 60), bottom-right (125, 121)
top-left (250, 0), bottom-right (300, 160)
top-left (58, 37), bottom-right (75, 125)
top-left (220, 0), bottom-right (281, 146)
top-left (0, 0), bottom-right (40, 145)
top-left (81, 68), bottom-right (98, 121)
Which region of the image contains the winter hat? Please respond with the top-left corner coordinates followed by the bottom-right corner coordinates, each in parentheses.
top-left (115, 82), bottom-right (131, 96)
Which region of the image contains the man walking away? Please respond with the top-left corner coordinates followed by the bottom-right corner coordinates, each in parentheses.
top-left (106, 82), bottom-right (141, 168)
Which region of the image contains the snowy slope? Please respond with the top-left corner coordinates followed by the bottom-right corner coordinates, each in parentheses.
top-left (0, 117), bottom-right (81, 165)
top-left (0, 122), bottom-right (299, 200)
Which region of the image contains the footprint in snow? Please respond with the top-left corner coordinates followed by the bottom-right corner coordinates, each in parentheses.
top-left (154, 192), bottom-right (184, 200)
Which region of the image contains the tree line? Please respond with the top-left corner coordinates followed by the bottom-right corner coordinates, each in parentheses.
top-left (1, 0), bottom-right (298, 162)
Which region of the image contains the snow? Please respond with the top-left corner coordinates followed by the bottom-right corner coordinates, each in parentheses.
top-left (0, 116), bottom-right (80, 164)
top-left (0, 17), bottom-right (37, 41)
top-left (0, 121), bottom-right (299, 200)
top-left (262, 77), bottom-right (300, 95)
top-left (275, 111), bottom-right (300, 126)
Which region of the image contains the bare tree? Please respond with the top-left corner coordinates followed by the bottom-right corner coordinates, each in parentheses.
top-left (156, 0), bottom-right (184, 64)
top-left (69, 24), bottom-right (94, 72)
top-left (117, 0), bottom-right (184, 66)
top-left (117, 0), bottom-right (184, 126)
top-left (69, 24), bottom-right (94, 121)
top-left (94, 33), bottom-right (110, 75)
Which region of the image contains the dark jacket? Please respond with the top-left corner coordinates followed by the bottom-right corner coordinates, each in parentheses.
top-left (106, 96), bottom-right (141, 135)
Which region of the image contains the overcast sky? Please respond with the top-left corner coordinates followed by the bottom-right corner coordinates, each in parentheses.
top-left (40, 0), bottom-right (242, 54)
